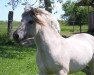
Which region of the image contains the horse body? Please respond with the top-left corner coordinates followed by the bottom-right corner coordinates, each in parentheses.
top-left (13, 7), bottom-right (94, 75)
top-left (66, 36), bottom-right (93, 73)
top-left (35, 25), bottom-right (94, 75)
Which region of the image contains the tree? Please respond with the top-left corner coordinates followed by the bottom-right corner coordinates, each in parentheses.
top-left (39, 0), bottom-right (63, 13)
top-left (77, 0), bottom-right (94, 6)
top-left (7, 0), bottom-right (63, 13)
top-left (44, 0), bottom-right (52, 13)
top-left (62, 0), bottom-right (88, 25)
top-left (6, 0), bottom-right (22, 10)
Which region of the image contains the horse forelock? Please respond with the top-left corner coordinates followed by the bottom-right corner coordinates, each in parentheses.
top-left (22, 8), bottom-right (52, 26)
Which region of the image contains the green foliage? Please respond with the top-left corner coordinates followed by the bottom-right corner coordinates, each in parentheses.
top-left (60, 23), bottom-right (88, 37)
top-left (62, 0), bottom-right (88, 25)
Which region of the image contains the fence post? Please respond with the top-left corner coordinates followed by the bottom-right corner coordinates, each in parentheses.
top-left (79, 24), bottom-right (82, 33)
top-left (72, 21), bottom-right (75, 32)
top-left (7, 11), bottom-right (13, 39)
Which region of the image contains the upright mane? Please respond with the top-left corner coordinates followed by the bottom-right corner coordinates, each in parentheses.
top-left (22, 8), bottom-right (44, 25)
top-left (22, 8), bottom-right (60, 32)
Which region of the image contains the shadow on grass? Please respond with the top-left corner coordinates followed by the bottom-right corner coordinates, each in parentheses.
top-left (0, 47), bottom-right (21, 59)
top-left (0, 34), bottom-right (36, 59)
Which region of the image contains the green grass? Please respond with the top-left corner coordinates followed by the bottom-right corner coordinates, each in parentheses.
top-left (0, 45), bottom-right (38, 75)
top-left (0, 21), bottom-right (88, 75)
top-left (60, 25), bottom-right (88, 37)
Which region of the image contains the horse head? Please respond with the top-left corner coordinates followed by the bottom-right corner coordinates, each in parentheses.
top-left (13, 7), bottom-right (60, 42)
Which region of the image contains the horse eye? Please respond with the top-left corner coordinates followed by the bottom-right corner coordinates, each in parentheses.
top-left (28, 21), bottom-right (34, 24)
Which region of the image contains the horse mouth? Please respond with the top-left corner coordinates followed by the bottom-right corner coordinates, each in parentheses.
top-left (13, 36), bottom-right (34, 46)
top-left (19, 38), bottom-right (34, 46)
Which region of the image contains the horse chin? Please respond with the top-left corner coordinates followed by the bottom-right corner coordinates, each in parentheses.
top-left (18, 38), bottom-right (34, 46)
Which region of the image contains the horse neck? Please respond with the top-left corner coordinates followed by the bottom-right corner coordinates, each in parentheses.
top-left (34, 25), bottom-right (62, 52)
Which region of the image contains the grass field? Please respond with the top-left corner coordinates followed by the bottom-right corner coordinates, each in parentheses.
top-left (0, 21), bottom-right (88, 75)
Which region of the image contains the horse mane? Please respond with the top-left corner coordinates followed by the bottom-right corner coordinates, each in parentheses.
top-left (22, 8), bottom-right (51, 25)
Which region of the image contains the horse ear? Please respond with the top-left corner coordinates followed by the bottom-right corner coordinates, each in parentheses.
top-left (24, 4), bottom-right (32, 12)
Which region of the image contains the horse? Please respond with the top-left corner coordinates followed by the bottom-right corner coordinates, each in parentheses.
top-left (13, 7), bottom-right (94, 75)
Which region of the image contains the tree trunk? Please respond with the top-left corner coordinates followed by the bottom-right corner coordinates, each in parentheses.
top-left (44, 0), bottom-right (52, 13)
top-left (8, 11), bottom-right (13, 39)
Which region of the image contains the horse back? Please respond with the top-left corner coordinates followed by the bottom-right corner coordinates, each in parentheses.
top-left (70, 33), bottom-right (94, 51)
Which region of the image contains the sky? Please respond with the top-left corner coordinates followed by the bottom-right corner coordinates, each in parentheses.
top-left (0, 0), bottom-right (77, 21)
